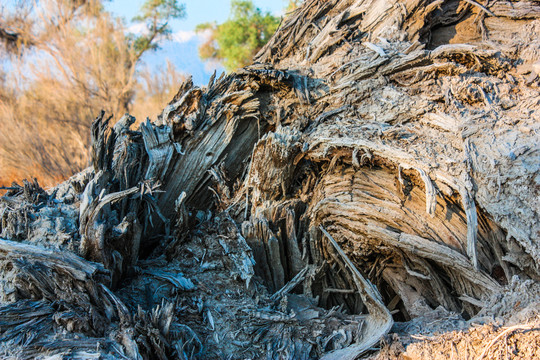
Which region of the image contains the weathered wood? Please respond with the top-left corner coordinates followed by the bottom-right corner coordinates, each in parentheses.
top-left (319, 226), bottom-right (393, 360)
top-left (0, 238), bottom-right (115, 336)
top-left (1, 0), bottom-right (539, 358)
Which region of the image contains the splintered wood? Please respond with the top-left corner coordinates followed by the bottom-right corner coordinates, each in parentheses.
top-left (0, 0), bottom-right (539, 359)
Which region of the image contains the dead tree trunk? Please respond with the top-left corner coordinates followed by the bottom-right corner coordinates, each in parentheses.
top-left (0, 0), bottom-right (539, 359)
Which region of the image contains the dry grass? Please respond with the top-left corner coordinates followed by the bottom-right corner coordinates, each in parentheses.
top-left (0, 62), bottom-right (185, 188)
top-left (131, 61), bottom-right (187, 125)
top-left (0, 2), bottom-right (186, 188)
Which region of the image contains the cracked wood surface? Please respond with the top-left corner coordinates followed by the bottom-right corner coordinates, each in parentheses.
top-left (0, 0), bottom-right (539, 359)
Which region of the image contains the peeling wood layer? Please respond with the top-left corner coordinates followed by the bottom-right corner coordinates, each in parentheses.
top-left (0, 0), bottom-right (539, 358)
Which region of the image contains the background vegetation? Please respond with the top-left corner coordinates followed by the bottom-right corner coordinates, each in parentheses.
top-left (197, 0), bottom-right (301, 71)
top-left (0, 0), bottom-right (299, 187)
top-left (0, 0), bottom-right (185, 186)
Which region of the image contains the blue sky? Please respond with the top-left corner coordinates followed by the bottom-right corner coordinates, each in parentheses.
top-left (107, 0), bottom-right (285, 32)
top-left (106, 1), bottom-right (287, 85)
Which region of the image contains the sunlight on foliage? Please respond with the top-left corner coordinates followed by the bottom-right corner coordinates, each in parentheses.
top-left (196, 0), bottom-right (280, 72)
